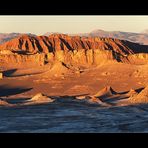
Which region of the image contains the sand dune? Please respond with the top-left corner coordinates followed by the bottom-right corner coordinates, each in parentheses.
top-left (49, 61), bottom-right (71, 76)
top-left (75, 94), bottom-right (111, 106)
top-left (129, 85), bottom-right (148, 103)
top-left (65, 85), bottom-right (94, 95)
top-left (24, 93), bottom-right (55, 105)
top-left (94, 86), bottom-right (117, 97)
top-left (86, 96), bottom-right (111, 106)
top-left (0, 99), bottom-right (12, 107)
top-left (126, 89), bottom-right (138, 97)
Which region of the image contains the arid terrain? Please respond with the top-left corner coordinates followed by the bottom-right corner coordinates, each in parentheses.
top-left (0, 34), bottom-right (148, 132)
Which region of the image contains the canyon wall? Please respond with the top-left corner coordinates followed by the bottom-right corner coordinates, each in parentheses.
top-left (126, 53), bottom-right (148, 65)
top-left (0, 34), bottom-right (148, 67)
top-left (0, 53), bottom-right (45, 67)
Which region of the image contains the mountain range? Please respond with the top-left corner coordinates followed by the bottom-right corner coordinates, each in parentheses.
top-left (0, 33), bottom-right (36, 44)
top-left (0, 33), bottom-right (148, 67)
top-left (0, 33), bottom-right (148, 55)
top-left (0, 29), bottom-right (148, 46)
top-left (70, 29), bottom-right (148, 45)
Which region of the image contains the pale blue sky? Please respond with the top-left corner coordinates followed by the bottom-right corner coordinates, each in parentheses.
top-left (0, 15), bottom-right (148, 35)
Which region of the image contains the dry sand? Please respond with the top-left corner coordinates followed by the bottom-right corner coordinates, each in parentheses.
top-left (0, 62), bottom-right (148, 107)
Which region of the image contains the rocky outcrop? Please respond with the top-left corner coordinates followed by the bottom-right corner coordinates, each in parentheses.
top-left (86, 96), bottom-right (111, 106)
top-left (126, 89), bottom-right (138, 97)
top-left (0, 53), bottom-right (45, 67)
top-left (24, 93), bottom-right (55, 105)
top-left (0, 50), bottom-right (14, 55)
top-left (41, 61), bottom-right (71, 77)
top-left (126, 53), bottom-right (148, 64)
top-left (1, 34), bottom-right (148, 55)
top-left (75, 95), bottom-right (110, 106)
top-left (129, 85), bottom-right (148, 103)
top-left (0, 34), bottom-right (148, 67)
top-left (94, 86), bottom-right (117, 97)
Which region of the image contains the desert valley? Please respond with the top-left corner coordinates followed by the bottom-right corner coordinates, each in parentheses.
top-left (0, 31), bottom-right (148, 132)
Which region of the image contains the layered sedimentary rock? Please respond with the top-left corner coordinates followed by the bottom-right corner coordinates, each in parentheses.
top-left (126, 53), bottom-right (148, 64)
top-left (0, 34), bottom-right (148, 67)
top-left (0, 53), bottom-right (45, 67)
top-left (1, 34), bottom-right (148, 54)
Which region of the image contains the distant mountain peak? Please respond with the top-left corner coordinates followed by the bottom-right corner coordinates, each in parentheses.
top-left (90, 29), bottom-right (106, 33)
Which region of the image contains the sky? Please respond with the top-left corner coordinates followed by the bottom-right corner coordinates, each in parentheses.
top-left (0, 15), bottom-right (148, 35)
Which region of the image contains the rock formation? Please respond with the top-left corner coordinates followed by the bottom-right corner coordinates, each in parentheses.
top-left (127, 53), bottom-right (148, 65)
top-left (24, 93), bottom-right (55, 105)
top-left (86, 96), bottom-right (103, 104)
top-left (0, 53), bottom-right (45, 67)
top-left (75, 95), bottom-right (110, 106)
top-left (129, 85), bottom-right (148, 103)
top-left (1, 34), bottom-right (148, 55)
top-left (49, 61), bottom-right (70, 76)
top-left (126, 89), bottom-right (138, 97)
top-left (94, 86), bottom-right (117, 97)
top-left (0, 34), bottom-right (148, 67)
top-left (30, 93), bottom-right (54, 102)
top-left (87, 96), bottom-right (111, 106)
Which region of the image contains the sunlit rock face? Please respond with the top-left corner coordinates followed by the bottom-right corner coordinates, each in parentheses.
top-left (0, 72), bottom-right (2, 79)
top-left (129, 85), bottom-right (148, 104)
top-left (0, 34), bottom-right (148, 67)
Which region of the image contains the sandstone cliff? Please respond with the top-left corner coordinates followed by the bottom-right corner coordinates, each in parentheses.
top-left (126, 53), bottom-right (148, 64)
top-left (0, 34), bottom-right (148, 67)
top-left (0, 53), bottom-right (45, 67)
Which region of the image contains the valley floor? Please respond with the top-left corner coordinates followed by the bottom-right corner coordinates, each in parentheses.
top-left (0, 62), bottom-right (148, 132)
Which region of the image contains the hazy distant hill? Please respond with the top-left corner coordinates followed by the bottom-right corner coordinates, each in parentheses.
top-left (70, 29), bottom-right (148, 45)
top-left (0, 33), bottom-right (36, 44)
top-left (2, 29), bottom-right (148, 46)
top-left (0, 33), bottom-right (21, 44)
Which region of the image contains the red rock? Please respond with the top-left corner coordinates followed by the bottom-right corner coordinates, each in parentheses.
top-left (1, 34), bottom-right (148, 55)
top-left (0, 34), bottom-right (148, 67)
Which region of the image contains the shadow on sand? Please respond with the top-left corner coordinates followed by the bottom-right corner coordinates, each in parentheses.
top-left (2, 69), bottom-right (17, 77)
top-left (118, 87), bottom-right (144, 95)
top-left (0, 85), bottom-right (32, 97)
